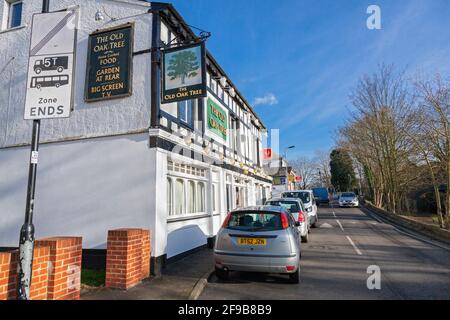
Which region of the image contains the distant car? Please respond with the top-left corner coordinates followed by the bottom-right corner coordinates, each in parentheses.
top-left (282, 190), bottom-right (319, 228)
top-left (338, 192), bottom-right (359, 208)
top-left (312, 187), bottom-right (330, 205)
top-left (214, 206), bottom-right (302, 283)
top-left (265, 198), bottom-right (310, 243)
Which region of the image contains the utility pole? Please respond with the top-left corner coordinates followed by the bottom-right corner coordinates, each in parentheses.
top-left (17, 0), bottom-right (49, 301)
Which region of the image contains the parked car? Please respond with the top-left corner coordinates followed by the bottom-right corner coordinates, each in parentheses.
top-left (338, 192), bottom-right (359, 208)
top-left (214, 206), bottom-right (302, 283)
top-left (312, 187), bottom-right (330, 205)
top-left (265, 198), bottom-right (310, 243)
top-left (282, 190), bottom-right (319, 228)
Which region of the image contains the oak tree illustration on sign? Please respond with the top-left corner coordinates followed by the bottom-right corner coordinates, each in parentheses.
top-left (167, 50), bottom-right (199, 85)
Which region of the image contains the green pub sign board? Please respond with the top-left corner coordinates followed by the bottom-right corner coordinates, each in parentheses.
top-left (207, 98), bottom-right (228, 141)
top-left (162, 42), bottom-right (207, 104)
top-left (85, 24), bottom-right (133, 102)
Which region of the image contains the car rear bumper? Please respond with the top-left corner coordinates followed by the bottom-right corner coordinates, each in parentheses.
top-left (214, 251), bottom-right (299, 274)
top-left (339, 202), bottom-right (359, 207)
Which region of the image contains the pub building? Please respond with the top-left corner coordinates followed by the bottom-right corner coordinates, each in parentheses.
top-left (0, 0), bottom-right (272, 274)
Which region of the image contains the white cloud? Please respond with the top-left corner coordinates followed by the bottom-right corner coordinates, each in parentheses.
top-left (253, 93), bottom-right (279, 106)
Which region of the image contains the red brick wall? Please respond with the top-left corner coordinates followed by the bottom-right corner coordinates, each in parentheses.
top-left (106, 229), bottom-right (151, 290)
top-left (0, 245), bottom-right (49, 300)
top-left (36, 237), bottom-right (82, 300)
top-left (141, 230), bottom-right (151, 280)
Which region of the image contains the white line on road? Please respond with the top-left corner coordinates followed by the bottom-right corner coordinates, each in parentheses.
top-left (336, 220), bottom-right (344, 231)
top-left (346, 236), bottom-right (362, 255)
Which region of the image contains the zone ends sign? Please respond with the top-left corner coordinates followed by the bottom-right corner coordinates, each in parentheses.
top-left (24, 9), bottom-right (78, 120)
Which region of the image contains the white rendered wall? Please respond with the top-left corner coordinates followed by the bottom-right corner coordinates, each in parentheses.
top-left (0, 0), bottom-right (153, 148)
top-left (0, 133), bottom-right (154, 249)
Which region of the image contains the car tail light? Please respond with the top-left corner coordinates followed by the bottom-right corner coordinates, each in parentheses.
top-left (298, 212), bottom-right (305, 223)
top-left (222, 212), bottom-right (231, 228)
top-left (286, 265), bottom-right (295, 271)
top-left (280, 212), bottom-right (289, 229)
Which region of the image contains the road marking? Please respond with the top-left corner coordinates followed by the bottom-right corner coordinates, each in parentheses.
top-left (346, 236), bottom-right (362, 255)
top-left (320, 222), bottom-right (334, 229)
top-left (336, 220), bottom-right (344, 231)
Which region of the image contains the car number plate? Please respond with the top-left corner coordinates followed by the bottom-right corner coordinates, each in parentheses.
top-left (238, 238), bottom-right (267, 246)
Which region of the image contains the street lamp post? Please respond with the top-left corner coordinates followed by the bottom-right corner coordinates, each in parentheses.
top-left (284, 146), bottom-right (295, 191)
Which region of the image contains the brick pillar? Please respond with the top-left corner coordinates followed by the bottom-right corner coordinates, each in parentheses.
top-left (141, 230), bottom-right (151, 280)
top-left (29, 245), bottom-right (50, 300)
top-left (0, 244), bottom-right (49, 300)
top-left (36, 237), bottom-right (82, 300)
top-left (0, 251), bottom-right (18, 300)
top-left (106, 229), bottom-right (147, 290)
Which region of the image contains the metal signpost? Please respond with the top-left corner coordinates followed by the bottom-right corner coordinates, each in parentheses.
top-left (18, 0), bottom-right (78, 300)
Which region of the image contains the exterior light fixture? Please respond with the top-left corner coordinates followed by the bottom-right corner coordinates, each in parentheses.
top-left (95, 10), bottom-right (104, 21)
top-left (219, 76), bottom-right (227, 88)
top-left (202, 141), bottom-right (211, 154)
top-left (184, 132), bottom-right (192, 145)
top-left (228, 87), bottom-right (236, 98)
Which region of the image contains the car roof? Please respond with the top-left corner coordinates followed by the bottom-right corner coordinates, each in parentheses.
top-left (231, 206), bottom-right (288, 214)
top-left (283, 190), bottom-right (312, 193)
top-left (266, 198), bottom-right (303, 203)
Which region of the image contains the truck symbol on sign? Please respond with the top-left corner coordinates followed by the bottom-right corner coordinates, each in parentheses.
top-left (30, 75), bottom-right (69, 89)
top-left (34, 56), bottom-right (68, 74)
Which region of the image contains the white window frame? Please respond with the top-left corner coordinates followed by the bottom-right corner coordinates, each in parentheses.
top-left (6, 0), bottom-right (22, 29)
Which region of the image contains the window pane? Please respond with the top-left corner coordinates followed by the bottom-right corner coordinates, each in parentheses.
top-left (178, 100), bottom-right (193, 125)
top-left (167, 178), bottom-right (172, 216)
top-left (174, 179), bottom-right (184, 215)
top-left (188, 181), bottom-right (195, 213)
top-left (212, 185), bottom-right (216, 212)
top-left (10, 2), bottom-right (22, 28)
top-left (197, 183), bottom-right (205, 212)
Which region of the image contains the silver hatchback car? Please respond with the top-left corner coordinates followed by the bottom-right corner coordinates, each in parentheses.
top-left (214, 206), bottom-right (302, 283)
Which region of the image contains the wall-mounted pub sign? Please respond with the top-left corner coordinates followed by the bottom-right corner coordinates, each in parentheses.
top-left (207, 97), bottom-right (228, 141)
top-left (162, 42), bottom-right (206, 104)
top-left (85, 24), bottom-right (133, 102)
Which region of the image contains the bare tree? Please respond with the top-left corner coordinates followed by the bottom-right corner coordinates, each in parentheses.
top-left (313, 150), bottom-right (332, 188)
top-left (412, 74), bottom-right (450, 228)
top-left (291, 157), bottom-right (316, 190)
top-left (339, 64), bottom-right (417, 213)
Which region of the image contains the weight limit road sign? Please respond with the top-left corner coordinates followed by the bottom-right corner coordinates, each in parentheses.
top-left (24, 9), bottom-right (78, 120)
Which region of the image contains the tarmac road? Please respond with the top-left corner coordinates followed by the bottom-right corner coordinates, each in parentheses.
top-left (200, 204), bottom-right (450, 300)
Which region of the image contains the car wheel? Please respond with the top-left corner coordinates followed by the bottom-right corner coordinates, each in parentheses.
top-left (289, 266), bottom-right (300, 284)
top-left (301, 232), bottom-right (309, 243)
top-left (215, 267), bottom-right (229, 281)
top-left (312, 217), bottom-right (319, 228)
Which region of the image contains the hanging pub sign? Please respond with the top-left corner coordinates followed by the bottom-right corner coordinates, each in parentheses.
top-left (206, 97), bottom-right (228, 142)
top-left (162, 42), bottom-right (207, 104)
top-left (85, 23), bottom-right (133, 102)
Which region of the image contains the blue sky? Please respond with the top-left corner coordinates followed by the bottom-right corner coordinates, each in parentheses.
top-left (166, 0), bottom-right (450, 160)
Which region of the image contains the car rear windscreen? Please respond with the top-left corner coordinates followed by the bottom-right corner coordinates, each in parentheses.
top-left (283, 192), bottom-right (310, 203)
top-left (341, 193), bottom-right (356, 197)
top-left (225, 212), bottom-right (283, 231)
top-left (266, 201), bottom-right (300, 213)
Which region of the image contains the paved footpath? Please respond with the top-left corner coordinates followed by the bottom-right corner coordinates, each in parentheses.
top-left (81, 247), bottom-right (213, 300)
top-left (200, 205), bottom-right (450, 300)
